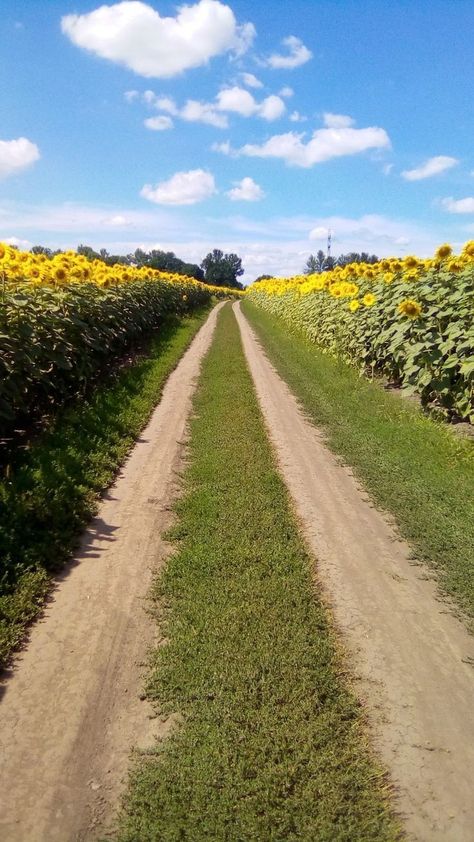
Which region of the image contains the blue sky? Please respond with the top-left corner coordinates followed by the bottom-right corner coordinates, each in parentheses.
top-left (1, 0), bottom-right (474, 281)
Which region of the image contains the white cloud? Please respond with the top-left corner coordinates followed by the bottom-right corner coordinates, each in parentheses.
top-left (0, 137), bottom-right (40, 179)
top-left (180, 100), bottom-right (228, 127)
top-left (402, 155), bottom-right (458, 181)
top-left (227, 177), bottom-right (265, 201)
top-left (106, 214), bottom-right (131, 226)
top-left (309, 226), bottom-right (328, 239)
top-left (215, 86), bottom-right (285, 120)
top-left (265, 36), bottom-right (312, 70)
top-left (289, 110), bottom-right (307, 123)
top-left (144, 115), bottom-right (174, 131)
top-left (441, 196), bottom-right (474, 214)
top-left (140, 169), bottom-right (217, 205)
top-left (4, 236), bottom-right (32, 249)
top-left (323, 113), bottom-right (355, 129)
top-left (383, 163), bottom-right (394, 175)
top-left (211, 140), bottom-right (236, 155)
top-left (216, 85), bottom-right (257, 116)
top-left (258, 94), bottom-right (286, 121)
top-left (132, 86), bottom-right (285, 127)
top-left (61, 0), bottom-right (255, 78)
top-left (124, 89), bottom-right (139, 102)
top-left (237, 123), bottom-right (390, 168)
top-left (240, 72), bottom-right (263, 89)
top-left (279, 86), bottom-right (294, 98)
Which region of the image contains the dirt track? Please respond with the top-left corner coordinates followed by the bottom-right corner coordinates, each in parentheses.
top-left (235, 302), bottom-right (474, 842)
top-left (0, 304), bottom-right (222, 842)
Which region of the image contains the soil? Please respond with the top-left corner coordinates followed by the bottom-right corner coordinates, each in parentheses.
top-left (235, 302), bottom-right (474, 842)
top-left (0, 303), bottom-right (223, 842)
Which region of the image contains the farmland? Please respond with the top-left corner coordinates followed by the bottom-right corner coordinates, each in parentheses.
top-left (0, 245), bottom-right (473, 842)
top-left (248, 242), bottom-right (474, 423)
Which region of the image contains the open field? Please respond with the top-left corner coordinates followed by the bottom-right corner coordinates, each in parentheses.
top-left (0, 254), bottom-right (473, 842)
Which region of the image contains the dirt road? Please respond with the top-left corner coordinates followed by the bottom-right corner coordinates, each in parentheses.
top-left (0, 304), bottom-right (222, 842)
top-left (235, 302), bottom-right (474, 842)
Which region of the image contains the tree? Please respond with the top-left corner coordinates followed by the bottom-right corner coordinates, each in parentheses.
top-left (129, 248), bottom-right (204, 281)
top-left (201, 249), bottom-right (244, 288)
top-left (337, 252), bottom-right (379, 266)
top-left (305, 251), bottom-right (328, 274)
top-left (253, 274), bottom-right (273, 283)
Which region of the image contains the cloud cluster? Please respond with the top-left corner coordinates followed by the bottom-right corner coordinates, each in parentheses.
top-left (0, 137), bottom-right (40, 179)
top-left (134, 85), bottom-right (286, 129)
top-left (141, 169), bottom-right (217, 205)
top-left (215, 119), bottom-right (390, 167)
top-left (226, 177), bottom-right (264, 201)
top-left (441, 196), bottom-right (474, 213)
top-left (265, 36), bottom-right (312, 69)
top-left (401, 155), bottom-right (458, 181)
top-left (62, 0), bottom-right (255, 78)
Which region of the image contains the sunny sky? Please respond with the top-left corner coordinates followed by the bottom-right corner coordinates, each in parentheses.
top-left (1, 0), bottom-right (474, 281)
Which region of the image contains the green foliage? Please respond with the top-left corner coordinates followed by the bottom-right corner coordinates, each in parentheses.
top-left (249, 265), bottom-right (474, 422)
top-left (0, 279), bottom-right (211, 435)
top-left (120, 305), bottom-right (399, 841)
top-left (201, 248), bottom-right (244, 288)
top-left (0, 309), bottom-right (210, 667)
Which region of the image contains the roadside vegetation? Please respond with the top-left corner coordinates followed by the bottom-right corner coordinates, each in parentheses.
top-left (242, 300), bottom-right (474, 626)
top-left (248, 242), bottom-right (474, 422)
top-left (119, 304), bottom-right (399, 842)
top-left (0, 308), bottom-right (210, 668)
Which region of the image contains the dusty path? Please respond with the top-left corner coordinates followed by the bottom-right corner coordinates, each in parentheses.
top-left (0, 304), bottom-right (223, 842)
top-left (235, 302), bottom-right (474, 842)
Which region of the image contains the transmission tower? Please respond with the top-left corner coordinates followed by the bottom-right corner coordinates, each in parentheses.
top-left (327, 229), bottom-right (332, 259)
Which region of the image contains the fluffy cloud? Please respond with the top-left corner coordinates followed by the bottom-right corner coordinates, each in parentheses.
top-left (289, 110), bottom-right (307, 123)
top-left (216, 86), bottom-right (286, 120)
top-left (135, 86), bottom-right (285, 126)
top-left (227, 177), bottom-right (264, 201)
top-left (323, 113), bottom-right (355, 129)
top-left (441, 196), bottom-right (474, 213)
top-left (62, 0), bottom-right (255, 78)
top-left (226, 122), bottom-right (390, 168)
top-left (140, 169), bottom-right (217, 205)
top-left (144, 115), bottom-right (174, 130)
top-left (265, 36), bottom-right (312, 69)
top-left (401, 155), bottom-right (458, 181)
top-left (279, 86), bottom-right (294, 98)
top-left (240, 72), bottom-right (263, 89)
top-left (0, 137), bottom-right (40, 179)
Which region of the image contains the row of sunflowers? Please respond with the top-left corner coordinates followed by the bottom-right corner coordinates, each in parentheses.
top-left (0, 244), bottom-right (236, 435)
top-left (247, 243), bottom-right (474, 422)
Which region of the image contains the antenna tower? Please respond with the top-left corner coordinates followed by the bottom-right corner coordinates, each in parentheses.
top-left (327, 229), bottom-right (332, 259)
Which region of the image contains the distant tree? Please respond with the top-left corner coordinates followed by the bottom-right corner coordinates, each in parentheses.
top-left (30, 245), bottom-right (62, 257)
top-left (201, 249), bottom-right (244, 288)
top-left (253, 274), bottom-right (273, 283)
top-left (305, 250), bottom-right (329, 274)
top-left (129, 248), bottom-right (204, 281)
top-left (337, 252), bottom-right (379, 266)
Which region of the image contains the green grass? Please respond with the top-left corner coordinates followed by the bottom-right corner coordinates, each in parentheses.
top-left (0, 308), bottom-right (211, 668)
top-left (242, 300), bottom-right (474, 625)
top-left (119, 304), bottom-right (399, 842)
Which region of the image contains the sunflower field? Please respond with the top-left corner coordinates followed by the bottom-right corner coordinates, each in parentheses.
top-left (0, 244), bottom-right (234, 437)
top-left (248, 242), bottom-right (474, 422)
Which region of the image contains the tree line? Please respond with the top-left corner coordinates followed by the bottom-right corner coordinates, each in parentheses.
top-left (29, 245), bottom-right (245, 289)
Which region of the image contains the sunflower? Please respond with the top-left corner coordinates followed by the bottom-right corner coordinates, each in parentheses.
top-left (362, 293), bottom-right (376, 307)
top-left (399, 299), bottom-right (422, 318)
top-left (434, 243), bottom-right (452, 261)
top-left (348, 299), bottom-right (360, 312)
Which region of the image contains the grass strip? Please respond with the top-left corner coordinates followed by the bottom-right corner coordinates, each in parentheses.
top-left (242, 300), bottom-right (474, 625)
top-left (119, 303), bottom-right (399, 842)
top-left (0, 307), bottom-right (211, 668)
